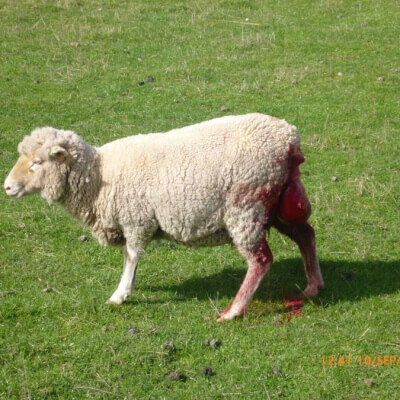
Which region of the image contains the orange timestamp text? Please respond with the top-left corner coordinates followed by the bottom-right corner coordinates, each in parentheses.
top-left (321, 355), bottom-right (400, 367)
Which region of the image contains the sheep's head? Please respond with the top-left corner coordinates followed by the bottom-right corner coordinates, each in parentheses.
top-left (4, 127), bottom-right (80, 204)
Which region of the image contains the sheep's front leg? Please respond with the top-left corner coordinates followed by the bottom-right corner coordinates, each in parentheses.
top-left (217, 240), bottom-right (273, 322)
top-left (106, 244), bottom-right (142, 305)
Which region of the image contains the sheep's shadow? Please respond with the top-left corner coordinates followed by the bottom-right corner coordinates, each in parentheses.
top-left (139, 258), bottom-right (400, 306)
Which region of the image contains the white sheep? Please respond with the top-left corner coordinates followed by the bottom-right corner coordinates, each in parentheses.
top-left (4, 113), bottom-right (324, 321)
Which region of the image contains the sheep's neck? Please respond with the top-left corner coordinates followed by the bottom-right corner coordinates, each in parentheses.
top-left (59, 150), bottom-right (101, 228)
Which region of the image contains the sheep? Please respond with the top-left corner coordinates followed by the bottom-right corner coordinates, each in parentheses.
top-left (4, 113), bottom-right (324, 321)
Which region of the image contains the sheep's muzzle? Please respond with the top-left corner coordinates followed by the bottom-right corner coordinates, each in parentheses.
top-left (4, 155), bottom-right (33, 198)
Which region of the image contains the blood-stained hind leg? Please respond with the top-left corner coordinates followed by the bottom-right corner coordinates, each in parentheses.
top-left (217, 238), bottom-right (273, 322)
top-left (275, 171), bottom-right (323, 297)
top-left (273, 219), bottom-right (324, 297)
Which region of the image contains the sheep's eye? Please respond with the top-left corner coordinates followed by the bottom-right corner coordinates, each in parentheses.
top-left (29, 159), bottom-right (42, 171)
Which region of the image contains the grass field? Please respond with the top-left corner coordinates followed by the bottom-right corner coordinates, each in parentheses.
top-left (1, 0), bottom-right (400, 398)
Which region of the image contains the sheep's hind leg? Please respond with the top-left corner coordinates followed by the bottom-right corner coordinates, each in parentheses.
top-left (217, 239), bottom-right (273, 322)
top-left (106, 244), bottom-right (142, 305)
top-left (273, 219), bottom-right (324, 297)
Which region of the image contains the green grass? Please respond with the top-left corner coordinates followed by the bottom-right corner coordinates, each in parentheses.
top-left (1, 0), bottom-right (400, 398)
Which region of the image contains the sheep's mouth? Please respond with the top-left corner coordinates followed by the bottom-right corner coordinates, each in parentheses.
top-left (4, 185), bottom-right (25, 198)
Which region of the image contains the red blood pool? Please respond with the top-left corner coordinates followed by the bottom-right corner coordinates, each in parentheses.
top-left (278, 180), bottom-right (311, 224)
top-left (285, 299), bottom-right (304, 310)
top-left (284, 298), bottom-right (304, 320)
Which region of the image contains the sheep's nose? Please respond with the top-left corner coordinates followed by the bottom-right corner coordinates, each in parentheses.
top-left (4, 179), bottom-right (22, 197)
top-left (4, 179), bottom-right (13, 192)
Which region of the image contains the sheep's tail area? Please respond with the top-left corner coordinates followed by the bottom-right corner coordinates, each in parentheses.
top-left (276, 144), bottom-right (311, 225)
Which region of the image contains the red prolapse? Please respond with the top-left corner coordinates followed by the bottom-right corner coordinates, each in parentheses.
top-left (277, 177), bottom-right (311, 225)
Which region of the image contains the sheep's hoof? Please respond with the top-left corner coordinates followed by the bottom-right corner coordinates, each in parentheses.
top-left (216, 314), bottom-right (231, 322)
top-left (105, 298), bottom-right (122, 305)
top-left (216, 304), bottom-right (246, 322)
top-left (303, 285), bottom-right (320, 298)
top-left (106, 292), bottom-right (129, 305)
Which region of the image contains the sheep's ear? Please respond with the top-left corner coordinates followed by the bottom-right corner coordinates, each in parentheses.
top-left (49, 145), bottom-right (68, 160)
